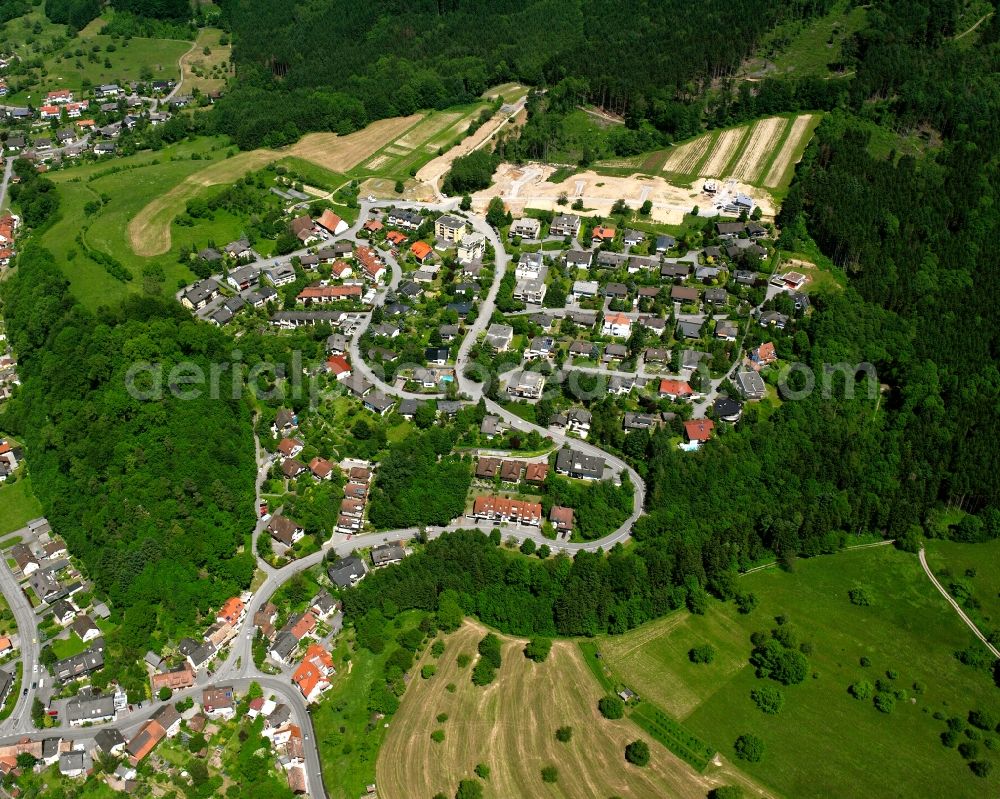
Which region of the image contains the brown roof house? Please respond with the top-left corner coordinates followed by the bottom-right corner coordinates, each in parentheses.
top-left (267, 515), bottom-right (304, 546)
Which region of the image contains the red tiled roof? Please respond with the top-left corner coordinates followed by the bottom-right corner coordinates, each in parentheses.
top-left (386, 230), bottom-right (407, 245)
top-left (309, 457), bottom-right (334, 479)
top-left (218, 597), bottom-right (244, 626)
top-left (325, 355), bottom-right (351, 375)
top-left (410, 241), bottom-right (432, 259)
top-left (290, 611), bottom-right (316, 640)
top-left (683, 418), bottom-right (715, 442)
top-left (659, 379), bottom-right (693, 397)
top-left (472, 495), bottom-right (542, 524)
top-left (316, 209), bottom-right (343, 232)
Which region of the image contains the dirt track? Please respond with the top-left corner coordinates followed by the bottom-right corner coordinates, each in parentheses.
top-left (128, 115), bottom-right (422, 256)
top-left (376, 622), bottom-right (743, 799)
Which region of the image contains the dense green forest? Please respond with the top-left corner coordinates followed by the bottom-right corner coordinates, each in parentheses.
top-left (211, 0), bottom-right (836, 148)
top-left (342, 0), bottom-right (1000, 641)
top-left (0, 246), bottom-right (256, 689)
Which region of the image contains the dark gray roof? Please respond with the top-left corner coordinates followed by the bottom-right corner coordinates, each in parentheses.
top-left (327, 556), bottom-right (366, 588)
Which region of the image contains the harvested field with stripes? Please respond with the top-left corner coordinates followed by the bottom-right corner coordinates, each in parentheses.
top-left (700, 127), bottom-right (748, 176)
top-left (764, 114), bottom-right (818, 187)
top-left (732, 116), bottom-right (788, 182)
top-left (661, 133), bottom-right (714, 175)
top-left (661, 114), bottom-right (819, 190)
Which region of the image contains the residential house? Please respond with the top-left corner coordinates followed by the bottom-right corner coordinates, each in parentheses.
top-left (509, 218), bottom-right (541, 239)
top-left (622, 229), bottom-right (644, 247)
top-left (94, 728), bottom-right (126, 757)
top-left (564, 408), bottom-right (592, 438)
top-left (485, 323), bottom-right (514, 352)
top-left (410, 241), bottom-right (433, 263)
top-left (565, 249), bottom-right (593, 268)
top-left (550, 214), bottom-right (581, 238)
top-left (202, 686), bottom-right (236, 719)
top-left (267, 515), bottom-right (305, 546)
top-left (281, 458), bottom-right (307, 479)
top-left (714, 396), bottom-right (743, 423)
top-left (759, 311), bottom-right (789, 330)
top-left (624, 412), bottom-right (658, 431)
top-left (277, 438), bottom-right (304, 458)
top-left (525, 336), bottom-right (555, 359)
top-left (316, 209), bottom-right (348, 235)
top-left (480, 415), bottom-right (505, 439)
top-left (227, 265), bottom-right (261, 292)
top-left (324, 354), bottom-right (352, 380)
top-left (515, 251), bottom-right (544, 280)
top-left (327, 556), bottom-right (367, 589)
top-left (751, 341), bottom-right (777, 366)
top-left (716, 320), bottom-right (739, 341)
top-left (555, 448), bottom-right (605, 480)
top-left (572, 279), bottom-right (599, 300)
top-left (500, 459), bottom-right (525, 483)
top-left (508, 371), bottom-right (545, 399)
top-left (661, 262), bottom-right (691, 281)
top-left (655, 234), bottom-right (676, 253)
top-left (476, 457), bottom-right (501, 479)
top-left (550, 506), bottom-right (574, 534)
top-left (704, 287), bottom-right (728, 306)
top-left (677, 319), bottom-right (702, 339)
top-left (51, 599), bottom-right (76, 626)
top-left (269, 632), bottom-right (298, 663)
top-left (735, 369), bottom-right (766, 400)
top-left (292, 643), bottom-right (335, 703)
top-left (66, 691), bottom-right (116, 726)
top-left (670, 286), bottom-right (699, 304)
top-left (309, 457), bottom-right (335, 480)
top-left (602, 313), bottom-right (632, 338)
top-left (683, 418), bottom-right (715, 444)
top-left (59, 751), bottom-right (87, 778)
top-left (425, 346), bottom-right (449, 365)
top-left (264, 263), bottom-right (297, 287)
top-left (591, 225), bottom-right (616, 244)
top-left (569, 340), bottom-right (597, 360)
top-left (597, 251), bottom-right (627, 269)
top-left (180, 279), bottom-right (220, 310)
top-left (525, 462), bottom-right (548, 484)
top-left (71, 615), bottom-right (101, 643)
top-left (386, 208), bottom-right (425, 230)
top-left (513, 277), bottom-right (546, 304)
top-left (224, 238), bottom-right (254, 261)
top-left (52, 649), bottom-right (104, 684)
top-left (11, 543), bottom-right (38, 575)
top-left (603, 343), bottom-right (628, 362)
top-left (363, 392), bottom-right (394, 416)
top-left (151, 663), bottom-right (196, 693)
top-left (659, 379), bottom-right (694, 401)
top-left (371, 544), bottom-right (405, 567)
top-left (716, 222), bottom-right (745, 239)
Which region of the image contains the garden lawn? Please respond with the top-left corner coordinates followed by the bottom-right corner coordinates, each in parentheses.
top-left (51, 632), bottom-right (88, 660)
top-left (0, 475), bottom-right (44, 536)
top-left (601, 546), bottom-right (1000, 799)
